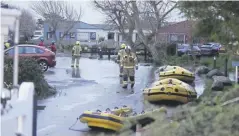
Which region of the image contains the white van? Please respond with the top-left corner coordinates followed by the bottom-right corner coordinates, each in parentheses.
top-left (32, 29), bottom-right (43, 40)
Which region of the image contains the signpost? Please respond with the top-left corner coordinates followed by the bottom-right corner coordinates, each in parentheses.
top-left (232, 61), bottom-right (239, 83)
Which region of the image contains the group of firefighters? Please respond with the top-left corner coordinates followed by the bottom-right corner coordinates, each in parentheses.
top-left (70, 41), bottom-right (138, 89)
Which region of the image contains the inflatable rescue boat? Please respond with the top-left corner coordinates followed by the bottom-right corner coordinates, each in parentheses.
top-left (79, 106), bottom-right (132, 132)
top-left (143, 84), bottom-right (197, 104)
top-left (159, 66), bottom-right (195, 83)
top-left (152, 78), bottom-right (195, 92)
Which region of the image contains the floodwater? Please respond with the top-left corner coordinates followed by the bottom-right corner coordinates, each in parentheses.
top-left (35, 53), bottom-right (206, 136)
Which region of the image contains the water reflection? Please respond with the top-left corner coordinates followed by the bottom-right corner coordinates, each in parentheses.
top-left (72, 68), bottom-right (81, 78)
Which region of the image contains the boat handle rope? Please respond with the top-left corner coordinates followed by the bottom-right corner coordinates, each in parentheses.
top-left (68, 117), bottom-right (89, 132)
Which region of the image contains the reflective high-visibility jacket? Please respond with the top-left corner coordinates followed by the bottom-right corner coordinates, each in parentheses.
top-left (72, 45), bottom-right (82, 56)
top-left (121, 51), bottom-right (138, 68)
top-left (117, 49), bottom-right (125, 62)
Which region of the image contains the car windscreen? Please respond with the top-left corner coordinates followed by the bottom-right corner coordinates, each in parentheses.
top-left (193, 46), bottom-right (200, 50)
top-left (178, 45), bottom-right (189, 49)
top-left (34, 32), bottom-right (42, 35)
top-left (177, 45), bottom-right (185, 49)
top-left (201, 44), bottom-right (212, 48)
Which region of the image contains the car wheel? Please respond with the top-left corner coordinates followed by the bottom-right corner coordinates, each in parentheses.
top-left (39, 60), bottom-right (48, 72)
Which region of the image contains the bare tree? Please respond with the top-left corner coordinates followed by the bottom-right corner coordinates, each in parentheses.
top-left (31, 1), bottom-right (82, 46)
top-left (19, 9), bottom-right (36, 41)
top-left (94, 0), bottom-right (177, 63)
top-left (94, 1), bottom-right (136, 47)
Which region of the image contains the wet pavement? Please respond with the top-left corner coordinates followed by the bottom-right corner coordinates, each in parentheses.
top-left (37, 54), bottom-right (156, 136)
top-left (37, 53), bottom-right (205, 136)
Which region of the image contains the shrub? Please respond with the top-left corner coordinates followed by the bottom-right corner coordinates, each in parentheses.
top-left (4, 57), bottom-right (56, 98)
top-left (199, 53), bottom-right (233, 72)
top-left (165, 54), bottom-right (192, 66)
top-left (166, 43), bottom-right (177, 56)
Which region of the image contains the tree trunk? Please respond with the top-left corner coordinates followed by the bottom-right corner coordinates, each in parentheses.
top-left (147, 43), bottom-right (167, 65)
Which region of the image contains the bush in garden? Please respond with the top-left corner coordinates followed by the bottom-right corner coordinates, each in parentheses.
top-left (4, 57), bottom-right (56, 98)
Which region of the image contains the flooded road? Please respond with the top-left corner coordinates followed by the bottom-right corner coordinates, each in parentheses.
top-left (37, 54), bottom-right (155, 136)
top-left (37, 53), bottom-right (205, 136)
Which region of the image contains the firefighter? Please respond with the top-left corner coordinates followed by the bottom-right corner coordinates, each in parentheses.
top-left (4, 42), bottom-right (10, 49)
top-left (71, 41), bottom-right (82, 68)
top-left (117, 43), bottom-right (126, 77)
top-left (120, 46), bottom-right (138, 89)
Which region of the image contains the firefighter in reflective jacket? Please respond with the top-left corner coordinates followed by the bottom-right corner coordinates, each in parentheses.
top-left (117, 43), bottom-right (126, 77)
top-left (120, 46), bottom-right (138, 89)
top-left (71, 41), bottom-right (82, 68)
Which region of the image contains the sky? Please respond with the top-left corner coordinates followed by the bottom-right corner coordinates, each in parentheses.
top-left (3, 0), bottom-right (185, 24)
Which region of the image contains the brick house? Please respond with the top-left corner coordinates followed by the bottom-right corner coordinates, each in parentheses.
top-left (156, 20), bottom-right (203, 44)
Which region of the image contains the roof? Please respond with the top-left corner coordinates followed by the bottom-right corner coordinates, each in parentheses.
top-left (91, 24), bottom-right (114, 30)
top-left (74, 21), bottom-right (101, 29)
top-left (157, 20), bottom-right (197, 34)
top-left (44, 21), bottom-right (108, 30)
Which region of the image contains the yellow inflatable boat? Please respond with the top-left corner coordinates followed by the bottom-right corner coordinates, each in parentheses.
top-left (152, 78), bottom-right (195, 92)
top-left (143, 84), bottom-right (197, 104)
top-left (159, 66), bottom-right (195, 83)
top-left (79, 106), bottom-right (132, 132)
top-left (159, 65), bottom-right (177, 72)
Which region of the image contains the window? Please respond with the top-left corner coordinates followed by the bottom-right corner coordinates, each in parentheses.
top-left (77, 32), bottom-right (89, 42)
top-left (90, 32), bottom-right (96, 40)
top-left (108, 33), bottom-right (114, 40)
top-left (24, 47), bottom-right (38, 54)
top-left (108, 32), bottom-right (114, 40)
top-left (70, 32), bottom-right (75, 38)
top-left (59, 32), bottom-right (64, 38)
top-left (5, 47), bottom-right (24, 55)
top-left (47, 32), bottom-right (52, 40)
top-left (36, 48), bottom-right (45, 54)
top-left (34, 32), bottom-right (42, 35)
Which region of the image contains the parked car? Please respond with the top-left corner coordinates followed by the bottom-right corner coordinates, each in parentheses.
top-left (200, 42), bottom-right (221, 56)
top-left (219, 45), bottom-right (227, 53)
top-left (4, 44), bottom-right (56, 72)
top-left (177, 44), bottom-right (201, 57)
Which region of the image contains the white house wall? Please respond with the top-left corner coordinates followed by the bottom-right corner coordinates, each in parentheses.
top-left (76, 29), bottom-right (107, 41)
top-left (76, 28), bottom-right (151, 43)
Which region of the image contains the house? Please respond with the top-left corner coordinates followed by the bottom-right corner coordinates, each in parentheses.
top-left (43, 21), bottom-right (152, 47)
top-left (43, 21), bottom-right (129, 46)
top-left (156, 20), bottom-right (201, 44)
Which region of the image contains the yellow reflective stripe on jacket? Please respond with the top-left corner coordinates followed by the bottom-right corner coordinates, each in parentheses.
top-left (123, 66), bottom-right (134, 68)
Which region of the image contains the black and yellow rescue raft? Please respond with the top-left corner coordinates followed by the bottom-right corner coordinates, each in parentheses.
top-left (152, 78), bottom-right (195, 91)
top-left (143, 83), bottom-right (197, 104)
top-left (79, 106), bottom-right (132, 132)
top-left (159, 66), bottom-right (195, 83)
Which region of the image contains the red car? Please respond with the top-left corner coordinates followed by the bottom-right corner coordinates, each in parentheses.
top-left (4, 44), bottom-right (56, 72)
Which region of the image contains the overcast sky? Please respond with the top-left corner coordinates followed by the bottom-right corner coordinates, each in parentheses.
top-left (4, 0), bottom-right (185, 24)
